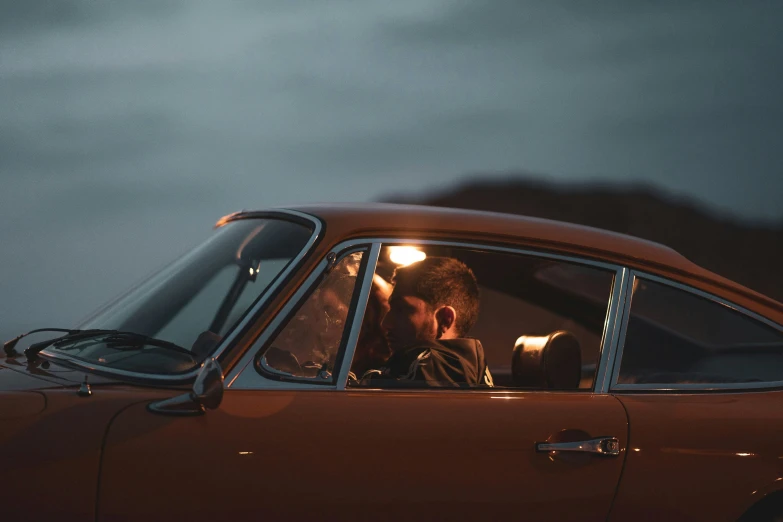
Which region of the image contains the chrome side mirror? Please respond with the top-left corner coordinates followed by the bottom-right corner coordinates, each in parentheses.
top-left (148, 358), bottom-right (224, 416)
top-left (191, 358), bottom-right (224, 409)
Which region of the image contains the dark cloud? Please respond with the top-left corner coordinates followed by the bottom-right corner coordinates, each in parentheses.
top-left (0, 104), bottom-right (177, 175)
top-left (0, 0), bottom-right (186, 34)
top-left (371, 0), bottom-right (783, 217)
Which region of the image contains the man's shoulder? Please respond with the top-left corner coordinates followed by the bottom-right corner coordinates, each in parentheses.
top-left (429, 337), bottom-right (484, 360)
top-left (361, 338), bottom-right (486, 385)
top-left (364, 345), bottom-right (431, 380)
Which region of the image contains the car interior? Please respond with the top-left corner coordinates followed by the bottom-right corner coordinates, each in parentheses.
top-left (617, 278), bottom-right (783, 385)
top-left (257, 243), bottom-right (783, 389)
top-left (350, 244), bottom-right (616, 390)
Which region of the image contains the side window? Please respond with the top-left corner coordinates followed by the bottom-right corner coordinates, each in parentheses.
top-left (257, 252), bottom-right (365, 382)
top-left (349, 244), bottom-right (615, 390)
top-left (617, 278), bottom-right (783, 386)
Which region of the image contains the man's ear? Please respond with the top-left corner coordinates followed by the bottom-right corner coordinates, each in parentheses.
top-left (435, 306), bottom-right (457, 338)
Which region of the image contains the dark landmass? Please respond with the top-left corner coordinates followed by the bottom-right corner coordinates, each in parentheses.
top-left (383, 177), bottom-right (783, 302)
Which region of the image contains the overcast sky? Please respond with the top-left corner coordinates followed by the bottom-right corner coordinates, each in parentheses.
top-left (1, 0), bottom-right (782, 338)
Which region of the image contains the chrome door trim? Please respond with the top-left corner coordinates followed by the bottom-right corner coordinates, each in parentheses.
top-left (230, 235), bottom-right (627, 392)
top-left (38, 209), bottom-right (324, 385)
top-left (609, 270), bottom-right (783, 392)
top-left (335, 243), bottom-right (381, 390)
top-left (593, 267), bottom-right (630, 393)
top-left (607, 270), bottom-right (636, 390)
top-left (226, 242), bottom-right (376, 389)
top-left (336, 237), bottom-right (624, 393)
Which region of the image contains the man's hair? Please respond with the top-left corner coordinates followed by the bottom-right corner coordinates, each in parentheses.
top-left (392, 257), bottom-right (480, 336)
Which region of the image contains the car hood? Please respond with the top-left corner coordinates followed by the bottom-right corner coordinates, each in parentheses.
top-left (0, 360), bottom-right (76, 390)
top-left (0, 353), bottom-right (121, 392)
top-left (0, 355), bottom-right (81, 422)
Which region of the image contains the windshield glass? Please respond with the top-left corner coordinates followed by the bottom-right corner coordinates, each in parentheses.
top-left (47, 217), bottom-right (315, 375)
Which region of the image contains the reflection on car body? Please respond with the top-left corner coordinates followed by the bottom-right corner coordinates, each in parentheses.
top-left (2, 203), bottom-right (783, 521)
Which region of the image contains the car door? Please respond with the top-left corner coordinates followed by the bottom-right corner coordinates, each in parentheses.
top-left (606, 273), bottom-right (783, 522)
top-left (97, 242), bottom-right (631, 522)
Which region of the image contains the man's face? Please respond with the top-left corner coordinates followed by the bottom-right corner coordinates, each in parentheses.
top-left (381, 290), bottom-right (438, 352)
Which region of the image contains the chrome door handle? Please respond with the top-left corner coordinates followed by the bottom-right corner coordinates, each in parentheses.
top-left (536, 437), bottom-right (620, 457)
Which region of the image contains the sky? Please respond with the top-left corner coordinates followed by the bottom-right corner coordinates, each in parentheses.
top-left (1, 0), bottom-right (782, 339)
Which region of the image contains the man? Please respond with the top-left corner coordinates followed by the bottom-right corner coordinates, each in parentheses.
top-left (363, 256), bottom-right (492, 387)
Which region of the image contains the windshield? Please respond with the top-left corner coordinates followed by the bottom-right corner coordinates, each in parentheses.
top-left (47, 216), bottom-right (315, 375)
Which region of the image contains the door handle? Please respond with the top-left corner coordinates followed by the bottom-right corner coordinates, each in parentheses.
top-left (536, 437), bottom-right (620, 457)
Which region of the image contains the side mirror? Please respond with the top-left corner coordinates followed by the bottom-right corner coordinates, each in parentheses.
top-left (148, 358), bottom-right (224, 416)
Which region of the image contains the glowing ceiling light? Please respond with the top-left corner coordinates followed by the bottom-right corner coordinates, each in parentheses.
top-left (388, 246), bottom-right (426, 266)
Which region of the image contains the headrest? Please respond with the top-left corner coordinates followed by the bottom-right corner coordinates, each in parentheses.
top-left (512, 331), bottom-right (582, 389)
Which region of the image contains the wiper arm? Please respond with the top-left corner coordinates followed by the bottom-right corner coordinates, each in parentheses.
top-left (87, 332), bottom-right (194, 358)
top-left (4, 328), bottom-right (193, 362)
top-left (22, 329), bottom-right (124, 361)
top-left (4, 328), bottom-right (103, 357)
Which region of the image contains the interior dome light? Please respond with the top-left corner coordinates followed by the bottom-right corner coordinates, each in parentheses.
top-left (388, 246), bottom-right (426, 266)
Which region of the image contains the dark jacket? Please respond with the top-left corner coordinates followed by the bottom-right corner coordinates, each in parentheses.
top-left (363, 338), bottom-right (492, 388)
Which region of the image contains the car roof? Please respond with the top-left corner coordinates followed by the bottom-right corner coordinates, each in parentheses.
top-left (268, 202), bottom-right (781, 316)
top-left (285, 202), bottom-right (695, 268)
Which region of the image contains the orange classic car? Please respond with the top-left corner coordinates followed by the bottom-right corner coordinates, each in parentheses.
top-left (2, 204), bottom-right (783, 522)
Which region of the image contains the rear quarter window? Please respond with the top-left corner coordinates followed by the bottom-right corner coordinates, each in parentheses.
top-left (617, 277), bottom-right (783, 387)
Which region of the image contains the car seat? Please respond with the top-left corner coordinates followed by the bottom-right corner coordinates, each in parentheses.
top-left (511, 330), bottom-right (582, 389)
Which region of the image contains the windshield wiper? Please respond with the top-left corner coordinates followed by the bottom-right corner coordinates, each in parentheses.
top-left (64, 331), bottom-right (195, 358)
top-left (4, 328), bottom-right (92, 357)
top-left (3, 328), bottom-right (193, 362)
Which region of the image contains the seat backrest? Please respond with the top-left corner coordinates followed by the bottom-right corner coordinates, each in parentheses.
top-left (511, 331), bottom-right (582, 389)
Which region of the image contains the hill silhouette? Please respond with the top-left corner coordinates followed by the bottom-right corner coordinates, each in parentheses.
top-left (383, 177), bottom-right (783, 303)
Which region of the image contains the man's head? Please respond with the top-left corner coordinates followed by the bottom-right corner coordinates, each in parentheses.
top-left (381, 256), bottom-right (479, 352)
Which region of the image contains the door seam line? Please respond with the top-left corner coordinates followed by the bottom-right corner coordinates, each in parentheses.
top-left (94, 398), bottom-right (157, 522)
top-left (605, 393), bottom-right (632, 522)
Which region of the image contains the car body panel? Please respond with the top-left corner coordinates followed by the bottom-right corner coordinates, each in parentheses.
top-left (608, 391), bottom-right (783, 522)
top-left (99, 390), bottom-right (628, 522)
top-left (0, 355), bottom-right (122, 387)
top-left (0, 385), bottom-right (164, 521)
top-left (0, 390), bottom-right (46, 419)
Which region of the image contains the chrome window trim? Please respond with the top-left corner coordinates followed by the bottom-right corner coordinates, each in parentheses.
top-left (335, 243), bottom-right (381, 390)
top-left (612, 382), bottom-right (783, 392)
top-left (325, 237), bottom-right (624, 271)
top-left (610, 270), bottom-right (783, 392)
top-left (229, 236), bottom-right (625, 392)
top-left (226, 242), bottom-right (377, 389)
top-left (38, 209), bottom-right (323, 385)
top-left (257, 356), bottom-right (333, 383)
top-left (593, 267), bottom-right (630, 393)
top-left (338, 237), bottom-right (623, 394)
top-left (607, 270), bottom-right (636, 390)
